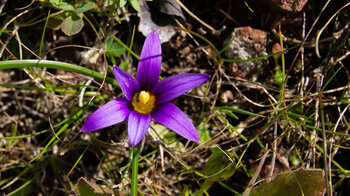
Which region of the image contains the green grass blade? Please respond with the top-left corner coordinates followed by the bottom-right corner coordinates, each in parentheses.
top-left (218, 106), bottom-right (265, 117)
top-left (0, 60), bottom-right (119, 87)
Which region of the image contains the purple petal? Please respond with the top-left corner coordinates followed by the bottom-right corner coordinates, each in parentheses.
top-left (128, 111), bottom-right (152, 146)
top-left (81, 97), bottom-right (131, 132)
top-left (137, 29), bottom-right (162, 91)
top-left (113, 66), bottom-right (140, 101)
top-left (152, 73), bottom-right (210, 104)
top-left (152, 102), bottom-right (199, 142)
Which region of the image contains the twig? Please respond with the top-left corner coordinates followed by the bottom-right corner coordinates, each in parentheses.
top-left (159, 144), bottom-right (165, 172)
top-left (268, 121), bottom-right (278, 182)
top-left (242, 146), bottom-right (268, 196)
top-left (217, 8), bottom-right (241, 26)
top-left (173, 18), bottom-right (210, 56)
top-left (221, 70), bottom-right (272, 107)
top-left (79, 80), bottom-right (92, 107)
top-left (0, 25), bottom-right (19, 58)
top-left (14, 35), bottom-right (41, 59)
top-left (300, 11), bottom-right (306, 107)
top-left (1, 8), bottom-right (32, 31)
top-left (330, 49), bottom-right (350, 66)
top-left (309, 84), bottom-right (350, 96)
top-left (315, 3), bottom-right (350, 57)
top-left (175, 0), bottom-right (216, 33)
top-left (211, 67), bottom-right (222, 109)
top-left (48, 117), bottom-right (63, 143)
top-left (288, 0), bottom-right (331, 74)
top-left (0, 0), bottom-right (8, 15)
top-left (22, 10), bottom-right (65, 27)
top-left (15, 0), bottom-right (35, 10)
top-left (15, 26), bottom-right (23, 60)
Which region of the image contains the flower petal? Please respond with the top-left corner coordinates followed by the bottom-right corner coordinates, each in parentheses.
top-left (137, 29), bottom-right (162, 91)
top-left (113, 66), bottom-right (140, 101)
top-left (81, 97), bottom-right (131, 132)
top-left (128, 111), bottom-right (151, 146)
top-left (152, 102), bottom-right (199, 141)
top-left (152, 73), bottom-right (210, 104)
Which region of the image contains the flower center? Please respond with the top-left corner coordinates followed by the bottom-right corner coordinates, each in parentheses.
top-left (132, 91), bottom-right (156, 114)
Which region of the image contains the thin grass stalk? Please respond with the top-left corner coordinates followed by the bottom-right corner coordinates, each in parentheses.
top-left (39, 10), bottom-right (50, 58)
top-left (319, 92), bottom-right (330, 196)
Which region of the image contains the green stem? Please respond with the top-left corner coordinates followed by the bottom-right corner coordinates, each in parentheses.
top-left (39, 10), bottom-right (50, 58)
top-left (0, 60), bottom-right (119, 87)
top-left (131, 145), bottom-right (139, 196)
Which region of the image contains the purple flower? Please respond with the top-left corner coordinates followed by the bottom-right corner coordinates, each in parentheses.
top-left (81, 30), bottom-right (210, 146)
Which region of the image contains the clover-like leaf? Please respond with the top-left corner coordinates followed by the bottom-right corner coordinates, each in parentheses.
top-left (47, 12), bottom-right (65, 29)
top-left (76, 1), bottom-right (96, 13)
top-left (61, 14), bottom-right (84, 36)
top-left (50, 0), bottom-right (75, 11)
top-left (104, 39), bottom-right (125, 58)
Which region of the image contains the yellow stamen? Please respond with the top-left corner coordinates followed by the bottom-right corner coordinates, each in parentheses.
top-left (132, 91), bottom-right (156, 114)
top-left (139, 91), bottom-right (150, 104)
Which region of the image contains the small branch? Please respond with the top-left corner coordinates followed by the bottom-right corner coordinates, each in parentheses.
top-left (242, 146), bottom-right (268, 196)
top-left (268, 121), bottom-right (278, 182)
top-left (175, 0), bottom-right (216, 33)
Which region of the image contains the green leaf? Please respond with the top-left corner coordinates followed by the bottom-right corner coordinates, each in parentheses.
top-left (104, 39), bottom-right (126, 57)
top-left (180, 184), bottom-right (192, 196)
top-left (49, 0), bottom-right (60, 4)
top-left (103, 0), bottom-right (115, 7)
top-left (219, 108), bottom-right (239, 120)
top-left (340, 88), bottom-right (350, 104)
top-left (274, 68), bottom-right (283, 86)
top-left (250, 170), bottom-right (325, 196)
top-left (243, 0), bottom-right (254, 13)
top-left (198, 126), bottom-right (210, 145)
top-left (149, 124), bottom-right (185, 152)
top-left (119, 61), bottom-right (129, 72)
top-left (119, 0), bottom-right (127, 7)
top-left (74, 177), bottom-right (113, 196)
top-left (60, 14), bottom-right (84, 36)
top-left (7, 180), bottom-right (35, 196)
top-left (203, 148), bottom-right (235, 179)
top-left (129, 0), bottom-right (140, 12)
top-left (194, 148), bottom-right (235, 195)
top-left (76, 1), bottom-right (96, 13)
top-left (217, 106), bottom-right (264, 117)
top-left (47, 12), bottom-right (65, 29)
top-left (50, 0), bottom-right (75, 11)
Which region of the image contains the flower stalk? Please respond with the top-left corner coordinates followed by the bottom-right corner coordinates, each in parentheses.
top-left (131, 145), bottom-right (139, 196)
